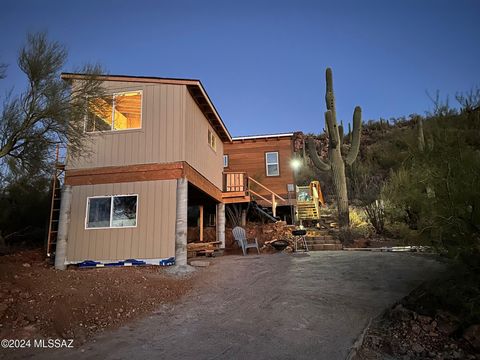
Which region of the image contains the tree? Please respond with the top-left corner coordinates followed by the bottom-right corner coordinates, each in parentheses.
top-left (0, 32), bottom-right (107, 180)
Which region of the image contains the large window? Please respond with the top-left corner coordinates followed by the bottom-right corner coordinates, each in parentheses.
top-left (85, 91), bottom-right (142, 132)
top-left (265, 152), bottom-right (280, 176)
top-left (86, 195), bottom-right (138, 229)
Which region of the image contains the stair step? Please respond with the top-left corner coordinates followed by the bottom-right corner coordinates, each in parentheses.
top-left (306, 235), bottom-right (334, 241)
top-left (308, 244), bottom-right (343, 251)
top-left (306, 239), bottom-right (341, 245)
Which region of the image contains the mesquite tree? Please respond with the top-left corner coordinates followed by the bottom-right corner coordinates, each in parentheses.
top-left (306, 68), bottom-right (362, 228)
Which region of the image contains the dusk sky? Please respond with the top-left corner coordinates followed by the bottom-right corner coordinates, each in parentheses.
top-left (1, 0), bottom-right (479, 136)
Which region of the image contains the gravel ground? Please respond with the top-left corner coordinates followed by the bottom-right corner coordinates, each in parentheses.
top-left (4, 251), bottom-right (443, 360)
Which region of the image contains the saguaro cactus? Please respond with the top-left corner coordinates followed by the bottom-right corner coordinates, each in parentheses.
top-left (306, 68), bottom-right (362, 229)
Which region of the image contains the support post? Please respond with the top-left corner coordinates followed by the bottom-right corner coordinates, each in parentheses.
top-left (54, 185), bottom-right (73, 270)
top-left (241, 209), bottom-right (247, 227)
top-left (199, 205), bottom-right (204, 242)
top-left (272, 194), bottom-right (277, 218)
top-left (216, 202), bottom-right (225, 248)
top-left (175, 178), bottom-right (188, 266)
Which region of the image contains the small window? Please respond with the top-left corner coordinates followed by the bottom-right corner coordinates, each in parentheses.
top-left (85, 91), bottom-right (142, 132)
top-left (265, 152), bottom-right (279, 176)
top-left (86, 195), bottom-right (138, 229)
top-left (223, 154), bottom-right (229, 168)
top-left (208, 129), bottom-right (217, 151)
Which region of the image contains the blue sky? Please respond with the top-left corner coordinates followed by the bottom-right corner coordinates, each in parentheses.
top-left (1, 0), bottom-right (479, 136)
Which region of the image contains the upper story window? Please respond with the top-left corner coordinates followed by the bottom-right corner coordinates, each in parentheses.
top-left (208, 129), bottom-right (217, 151)
top-left (223, 154), bottom-right (229, 168)
top-left (86, 194), bottom-right (138, 229)
top-left (265, 151), bottom-right (280, 176)
top-left (85, 91), bottom-right (142, 132)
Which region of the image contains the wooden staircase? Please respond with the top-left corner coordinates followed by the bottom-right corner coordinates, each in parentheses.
top-left (297, 202), bottom-right (319, 220)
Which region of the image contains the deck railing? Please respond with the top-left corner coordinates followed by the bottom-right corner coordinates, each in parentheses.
top-left (222, 171), bottom-right (287, 217)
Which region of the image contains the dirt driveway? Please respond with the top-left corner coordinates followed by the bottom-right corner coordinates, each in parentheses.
top-left (15, 251), bottom-right (443, 360)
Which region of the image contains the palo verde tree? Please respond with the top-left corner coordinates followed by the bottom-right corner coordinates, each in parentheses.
top-left (0, 32), bottom-right (107, 181)
top-left (306, 68), bottom-right (362, 229)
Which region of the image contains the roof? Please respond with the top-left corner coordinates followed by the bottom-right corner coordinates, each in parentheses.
top-left (231, 132), bottom-right (295, 141)
top-left (61, 73), bottom-right (232, 142)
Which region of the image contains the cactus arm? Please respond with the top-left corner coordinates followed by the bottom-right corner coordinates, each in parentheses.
top-left (306, 137), bottom-right (331, 171)
top-left (339, 121), bottom-right (344, 145)
top-left (345, 106), bottom-right (362, 166)
top-left (325, 67), bottom-right (335, 113)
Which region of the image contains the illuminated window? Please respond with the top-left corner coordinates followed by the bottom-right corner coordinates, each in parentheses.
top-left (208, 129), bottom-right (217, 151)
top-left (86, 195), bottom-right (138, 229)
top-left (265, 152), bottom-right (279, 176)
top-left (85, 91), bottom-right (142, 132)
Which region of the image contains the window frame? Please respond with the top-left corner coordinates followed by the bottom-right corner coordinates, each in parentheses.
top-left (85, 194), bottom-right (139, 230)
top-left (84, 90), bottom-right (143, 133)
top-left (223, 154), bottom-right (229, 168)
top-left (265, 151), bottom-right (280, 177)
top-left (208, 128), bottom-right (217, 151)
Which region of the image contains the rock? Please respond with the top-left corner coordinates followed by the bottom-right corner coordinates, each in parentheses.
top-left (463, 324), bottom-right (480, 351)
top-left (22, 263), bottom-right (31, 268)
top-left (411, 343), bottom-right (424, 354)
top-left (189, 260), bottom-right (210, 267)
top-left (391, 304), bottom-right (413, 321)
top-left (418, 315), bottom-right (432, 324)
top-left (411, 324), bottom-right (422, 335)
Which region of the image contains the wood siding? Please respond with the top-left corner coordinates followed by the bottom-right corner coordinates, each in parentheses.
top-left (67, 80), bottom-right (223, 191)
top-left (67, 180), bottom-right (177, 262)
top-left (223, 137), bottom-right (295, 199)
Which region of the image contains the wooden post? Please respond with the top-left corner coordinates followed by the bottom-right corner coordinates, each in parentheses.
top-left (241, 209), bottom-right (247, 227)
top-left (216, 203), bottom-right (225, 248)
top-left (175, 178), bottom-right (188, 266)
top-left (272, 194), bottom-right (277, 218)
top-left (199, 205), bottom-right (204, 242)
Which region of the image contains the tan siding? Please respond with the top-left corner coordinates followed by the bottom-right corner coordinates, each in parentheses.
top-left (184, 90), bottom-right (224, 189)
top-left (67, 180), bottom-right (177, 262)
top-left (67, 82), bottom-right (185, 170)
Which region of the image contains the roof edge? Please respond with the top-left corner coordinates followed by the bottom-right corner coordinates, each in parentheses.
top-left (231, 133), bottom-right (295, 141)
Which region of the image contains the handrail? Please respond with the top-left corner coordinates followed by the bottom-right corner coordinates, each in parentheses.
top-left (249, 189), bottom-right (272, 204)
top-left (248, 176), bottom-right (286, 202)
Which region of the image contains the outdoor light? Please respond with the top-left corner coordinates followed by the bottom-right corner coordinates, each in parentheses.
top-left (290, 158), bottom-right (302, 171)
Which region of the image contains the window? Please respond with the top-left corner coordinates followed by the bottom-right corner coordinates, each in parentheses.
top-left (208, 129), bottom-right (217, 151)
top-left (265, 152), bottom-right (279, 176)
top-left (86, 195), bottom-right (138, 229)
top-left (85, 91), bottom-right (142, 132)
top-left (223, 154), bottom-right (229, 168)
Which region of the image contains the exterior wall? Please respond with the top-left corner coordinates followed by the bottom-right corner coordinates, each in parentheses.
top-left (67, 81), bottom-right (224, 191)
top-left (67, 81), bottom-right (185, 170)
top-left (67, 180), bottom-right (177, 262)
top-left (223, 137), bottom-right (295, 199)
top-left (184, 91), bottom-right (224, 189)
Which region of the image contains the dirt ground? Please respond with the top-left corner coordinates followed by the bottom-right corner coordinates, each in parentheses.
top-left (0, 250), bottom-right (194, 345)
top-left (3, 251), bottom-right (445, 360)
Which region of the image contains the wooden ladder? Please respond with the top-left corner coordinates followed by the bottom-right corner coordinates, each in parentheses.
top-left (46, 145), bottom-right (65, 257)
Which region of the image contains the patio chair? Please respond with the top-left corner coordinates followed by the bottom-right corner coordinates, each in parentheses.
top-left (232, 226), bottom-right (260, 256)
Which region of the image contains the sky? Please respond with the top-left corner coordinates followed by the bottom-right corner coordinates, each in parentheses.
top-left (1, 0), bottom-right (479, 136)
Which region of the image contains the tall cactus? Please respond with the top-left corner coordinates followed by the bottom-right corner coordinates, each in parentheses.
top-left (306, 68), bottom-right (362, 229)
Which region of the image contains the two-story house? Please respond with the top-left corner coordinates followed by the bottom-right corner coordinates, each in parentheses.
top-left (52, 73), bottom-right (299, 269)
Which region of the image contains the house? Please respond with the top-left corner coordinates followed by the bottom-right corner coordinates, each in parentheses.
top-left (52, 73), bottom-right (299, 269)
top-left (223, 133), bottom-right (297, 221)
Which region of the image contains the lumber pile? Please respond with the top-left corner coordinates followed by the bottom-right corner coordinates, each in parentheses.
top-left (187, 241), bottom-right (221, 258)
